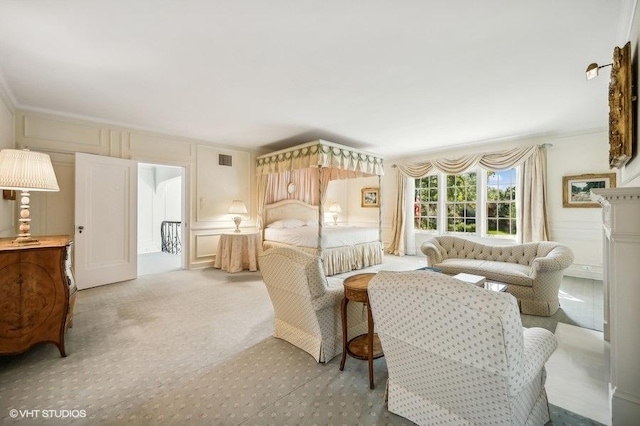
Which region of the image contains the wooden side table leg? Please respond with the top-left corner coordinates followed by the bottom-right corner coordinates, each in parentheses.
top-left (339, 297), bottom-right (349, 371)
top-left (367, 303), bottom-right (375, 389)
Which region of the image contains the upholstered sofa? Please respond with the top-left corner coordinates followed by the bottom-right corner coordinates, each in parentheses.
top-left (420, 236), bottom-right (574, 316)
top-left (368, 270), bottom-right (558, 426)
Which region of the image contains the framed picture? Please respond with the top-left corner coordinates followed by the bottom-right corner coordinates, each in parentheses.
top-left (361, 187), bottom-right (380, 208)
top-left (608, 42), bottom-right (633, 169)
top-left (562, 173), bottom-right (616, 208)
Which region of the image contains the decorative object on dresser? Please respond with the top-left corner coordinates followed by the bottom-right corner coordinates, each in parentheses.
top-left (228, 200), bottom-right (248, 233)
top-left (0, 149), bottom-right (60, 244)
top-left (421, 235), bottom-right (574, 316)
top-left (0, 235), bottom-right (76, 357)
top-left (592, 187), bottom-right (640, 424)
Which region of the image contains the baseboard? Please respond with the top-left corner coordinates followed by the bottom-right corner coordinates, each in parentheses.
top-left (565, 264), bottom-right (603, 281)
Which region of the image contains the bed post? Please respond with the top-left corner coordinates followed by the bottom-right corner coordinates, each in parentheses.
top-left (378, 174), bottom-right (382, 247)
top-left (318, 166), bottom-right (324, 256)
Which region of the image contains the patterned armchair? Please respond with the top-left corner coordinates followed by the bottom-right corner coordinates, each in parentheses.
top-left (368, 270), bottom-right (558, 426)
top-left (259, 247), bottom-right (367, 363)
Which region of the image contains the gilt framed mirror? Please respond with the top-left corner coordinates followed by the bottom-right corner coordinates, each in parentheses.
top-left (608, 42), bottom-right (634, 169)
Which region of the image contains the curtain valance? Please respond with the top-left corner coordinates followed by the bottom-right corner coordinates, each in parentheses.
top-left (256, 140), bottom-right (384, 177)
top-left (394, 145), bottom-right (538, 178)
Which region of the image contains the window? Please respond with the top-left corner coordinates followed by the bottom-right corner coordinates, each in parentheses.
top-left (412, 168), bottom-right (517, 238)
top-left (446, 172), bottom-right (477, 233)
top-left (486, 169), bottom-right (517, 236)
top-left (414, 176), bottom-right (438, 230)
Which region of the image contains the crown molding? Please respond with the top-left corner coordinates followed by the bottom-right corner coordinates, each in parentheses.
top-left (619, 0), bottom-right (638, 43)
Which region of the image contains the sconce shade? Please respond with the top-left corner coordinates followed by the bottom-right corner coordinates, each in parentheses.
top-left (228, 200), bottom-right (248, 214)
top-left (0, 149), bottom-right (59, 191)
top-left (329, 202), bottom-right (342, 213)
top-left (585, 63), bottom-right (599, 80)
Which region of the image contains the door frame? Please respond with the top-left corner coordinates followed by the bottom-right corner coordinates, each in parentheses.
top-left (132, 156), bottom-right (190, 272)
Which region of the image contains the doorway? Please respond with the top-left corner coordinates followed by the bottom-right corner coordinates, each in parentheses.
top-left (137, 163), bottom-right (185, 276)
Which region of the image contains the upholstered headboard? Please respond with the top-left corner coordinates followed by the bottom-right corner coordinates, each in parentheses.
top-left (265, 199), bottom-right (320, 225)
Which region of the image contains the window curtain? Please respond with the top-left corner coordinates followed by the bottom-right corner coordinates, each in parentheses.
top-left (389, 145), bottom-right (549, 255)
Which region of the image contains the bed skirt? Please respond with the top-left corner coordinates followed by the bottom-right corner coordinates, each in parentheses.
top-left (262, 240), bottom-right (384, 276)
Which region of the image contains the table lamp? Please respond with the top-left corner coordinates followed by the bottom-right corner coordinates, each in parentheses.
top-left (228, 200), bottom-right (247, 233)
top-left (0, 149), bottom-right (60, 244)
top-left (329, 202), bottom-right (342, 226)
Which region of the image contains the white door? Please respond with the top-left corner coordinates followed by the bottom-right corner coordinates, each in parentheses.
top-left (75, 153), bottom-right (137, 289)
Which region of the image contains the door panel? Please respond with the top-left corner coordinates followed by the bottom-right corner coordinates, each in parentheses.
top-left (75, 153), bottom-right (137, 289)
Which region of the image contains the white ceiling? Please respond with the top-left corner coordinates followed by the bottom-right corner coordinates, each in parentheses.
top-left (0, 1), bottom-right (631, 158)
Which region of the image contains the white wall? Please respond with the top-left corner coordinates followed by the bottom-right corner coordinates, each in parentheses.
top-left (138, 166), bottom-right (182, 254)
top-left (0, 91), bottom-right (14, 237)
top-left (325, 176), bottom-right (381, 227)
top-left (14, 109), bottom-right (255, 269)
top-left (378, 129), bottom-right (611, 279)
top-left (620, 0), bottom-right (640, 187)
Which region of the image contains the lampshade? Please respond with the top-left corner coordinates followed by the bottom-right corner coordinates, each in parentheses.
top-left (0, 149), bottom-right (59, 244)
top-left (228, 200), bottom-right (248, 214)
top-left (0, 149), bottom-right (59, 191)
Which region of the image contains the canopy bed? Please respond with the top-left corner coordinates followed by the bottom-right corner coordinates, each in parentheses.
top-left (256, 140), bottom-right (384, 275)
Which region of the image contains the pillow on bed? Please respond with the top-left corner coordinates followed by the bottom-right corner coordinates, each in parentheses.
top-left (305, 219), bottom-right (318, 227)
top-left (267, 219), bottom-right (306, 229)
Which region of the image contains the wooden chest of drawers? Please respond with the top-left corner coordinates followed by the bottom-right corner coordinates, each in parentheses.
top-left (0, 235), bottom-right (76, 357)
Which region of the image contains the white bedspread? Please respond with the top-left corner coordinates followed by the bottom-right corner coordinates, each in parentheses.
top-left (264, 226), bottom-right (379, 249)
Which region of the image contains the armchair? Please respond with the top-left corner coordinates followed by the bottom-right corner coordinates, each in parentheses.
top-left (368, 270), bottom-right (558, 425)
top-left (259, 247), bottom-right (367, 363)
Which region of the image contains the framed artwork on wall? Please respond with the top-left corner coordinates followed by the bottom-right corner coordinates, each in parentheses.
top-left (608, 42), bottom-right (634, 169)
top-left (361, 187), bottom-right (380, 208)
top-left (562, 173), bottom-right (616, 208)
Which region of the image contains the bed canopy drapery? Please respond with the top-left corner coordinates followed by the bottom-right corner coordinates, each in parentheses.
top-left (256, 139), bottom-right (384, 228)
top-left (256, 140), bottom-right (385, 275)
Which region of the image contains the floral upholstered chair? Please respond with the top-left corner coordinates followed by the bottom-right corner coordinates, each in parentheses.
top-left (368, 270), bottom-right (558, 426)
top-left (259, 247), bottom-right (367, 363)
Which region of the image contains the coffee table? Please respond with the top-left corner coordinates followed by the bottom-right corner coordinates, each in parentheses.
top-left (452, 272), bottom-right (507, 292)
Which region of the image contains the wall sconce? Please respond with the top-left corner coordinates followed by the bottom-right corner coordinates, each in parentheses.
top-left (585, 62), bottom-right (612, 80)
top-left (329, 202), bottom-right (342, 226)
top-left (228, 200), bottom-right (247, 233)
top-left (0, 149), bottom-right (59, 244)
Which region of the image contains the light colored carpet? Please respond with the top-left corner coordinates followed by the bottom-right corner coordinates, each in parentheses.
top-left (0, 255), bottom-right (604, 424)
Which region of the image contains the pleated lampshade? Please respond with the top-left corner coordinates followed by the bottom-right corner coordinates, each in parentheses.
top-left (0, 149), bottom-right (59, 191)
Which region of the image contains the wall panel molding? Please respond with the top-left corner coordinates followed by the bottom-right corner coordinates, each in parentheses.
top-left (23, 115), bottom-right (103, 147)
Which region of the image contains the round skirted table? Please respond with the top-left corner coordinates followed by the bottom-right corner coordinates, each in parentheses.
top-left (213, 231), bottom-right (262, 273)
top-left (339, 272), bottom-right (384, 389)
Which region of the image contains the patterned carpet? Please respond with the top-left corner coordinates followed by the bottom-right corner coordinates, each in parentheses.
top-left (0, 261), bottom-right (605, 425)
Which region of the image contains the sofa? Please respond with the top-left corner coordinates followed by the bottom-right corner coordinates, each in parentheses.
top-left (420, 236), bottom-right (574, 316)
top-left (368, 270), bottom-right (558, 426)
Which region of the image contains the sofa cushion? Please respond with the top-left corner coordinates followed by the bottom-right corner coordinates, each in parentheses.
top-left (436, 259), bottom-right (534, 287)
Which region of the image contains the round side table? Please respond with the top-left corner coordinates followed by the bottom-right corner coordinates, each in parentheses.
top-left (339, 272), bottom-right (383, 389)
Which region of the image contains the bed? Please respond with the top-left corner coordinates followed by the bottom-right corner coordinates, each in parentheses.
top-left (256, 140), bottom-right (384, 275)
